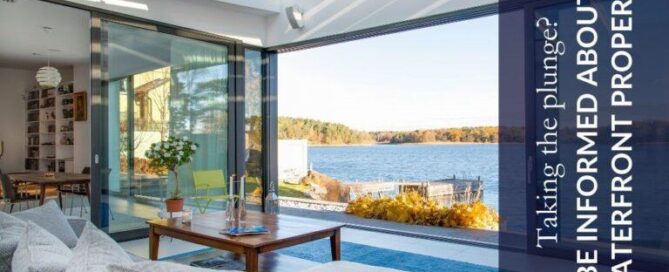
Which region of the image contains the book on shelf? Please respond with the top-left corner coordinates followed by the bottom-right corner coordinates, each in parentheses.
top-left (25, 83), bottom-right (78, 172)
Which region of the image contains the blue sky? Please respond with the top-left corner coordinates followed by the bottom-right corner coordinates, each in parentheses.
top-left (278, 15), bottom-right (498, 131)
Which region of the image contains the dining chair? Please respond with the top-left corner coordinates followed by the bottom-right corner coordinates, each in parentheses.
top-left (56, 167), bottom-right (116, 220)
top-left (0, 173), bottom-right (38, 213)
top-left (58, 167), bottom-right (90, 217)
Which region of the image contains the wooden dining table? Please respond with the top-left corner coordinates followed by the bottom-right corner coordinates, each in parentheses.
top-left (7, 172), bottom-right (90, 206)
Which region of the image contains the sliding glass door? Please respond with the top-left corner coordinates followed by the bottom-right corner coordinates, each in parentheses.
top-left (243, 49), bottom-right (263, 204)
top-left (93, 18), bottom-right (238, 235)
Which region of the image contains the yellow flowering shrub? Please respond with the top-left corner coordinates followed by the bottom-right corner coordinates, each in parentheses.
top-left (346, 192), bottom-right (498, 230)
top-left (442, 201), bottom-right (499, 230)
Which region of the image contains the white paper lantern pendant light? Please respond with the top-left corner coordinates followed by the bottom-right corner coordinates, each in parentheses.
top-left (35, 27), bottom-right (61, 88)
top-left (36, 65), bottom-right (61, 89)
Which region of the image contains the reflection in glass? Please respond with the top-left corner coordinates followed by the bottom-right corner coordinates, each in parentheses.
top-left (244, 50), bottom-right (263, 204)
top-left (102, 22), bottom-right (228, 233)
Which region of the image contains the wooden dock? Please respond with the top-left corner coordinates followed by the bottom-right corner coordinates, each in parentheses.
top-left (346, 177), bottom-right (484, 206)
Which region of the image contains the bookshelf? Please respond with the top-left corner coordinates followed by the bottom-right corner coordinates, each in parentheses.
top-left (25, 82), bottom-right (76, 172)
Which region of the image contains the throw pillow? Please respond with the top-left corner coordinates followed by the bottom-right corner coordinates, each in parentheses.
top-left (11, 221), bottom-right (73, 272)
top-left (13, 200), bottom-right (79, 248)
top-left (0, 212), bottom-right (27, 272)
top-left (65, 222), bottom-right (133, 272)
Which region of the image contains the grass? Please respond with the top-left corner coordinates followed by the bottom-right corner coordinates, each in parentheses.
top-left (278, 182), bottom-right (311, 198)
top-left (244, 177), bottom-right (311, 199)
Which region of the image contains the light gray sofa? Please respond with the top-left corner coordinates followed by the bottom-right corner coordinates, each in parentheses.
top-left (1, 202), bottom-right (400, 272)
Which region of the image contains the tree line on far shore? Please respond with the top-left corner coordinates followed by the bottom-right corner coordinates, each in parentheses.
top-left (279, 117), bottom-right (498, 145)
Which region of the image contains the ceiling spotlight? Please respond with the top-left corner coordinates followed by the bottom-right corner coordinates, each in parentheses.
top-left (286, 5), bottom-right (304, 29)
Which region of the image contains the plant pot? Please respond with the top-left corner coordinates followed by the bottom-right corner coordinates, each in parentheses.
top-left (165, 198), bottom-right (184, 213)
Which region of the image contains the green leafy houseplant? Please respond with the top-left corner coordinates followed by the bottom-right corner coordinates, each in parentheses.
top-left (146, 136), bottom-right (198, 212)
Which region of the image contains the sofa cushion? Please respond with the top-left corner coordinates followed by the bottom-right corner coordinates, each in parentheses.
top-left (11, 221), bottom-right (73, 272)
top-left (127, 251), bottom-right (149, 262)
top-left (14, 201), bottom-right (79, 248)
top-left (66, 216), bottom-right (88, 238)
top-left (107, 261), bottom-right (229, 272)
top-left (66, 222), bottom-right (134, 272)
top-left (302, 261), bottom-right (403, 272)
top-left (0, 211), bottom-right (27, 272)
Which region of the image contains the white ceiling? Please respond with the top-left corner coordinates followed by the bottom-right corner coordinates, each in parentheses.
top-left (0, 0), bottom-right (496, 67)
top-left (59, 0), bottom-right (497, 48)
top-left (0, 0), bottom-right (90, 70)
top-left (210, 0), bottom-right (281, 15)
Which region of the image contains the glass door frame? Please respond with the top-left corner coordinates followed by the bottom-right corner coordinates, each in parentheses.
top-left (90, 12), bottom-right (250, 240)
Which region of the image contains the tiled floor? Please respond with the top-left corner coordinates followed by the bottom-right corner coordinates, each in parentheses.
top-left (119, 213), bottom-right (606, 272)
top-left (341, 227), bottom-right (498, 268)
top-left (121, 235), bottom-right (209, 260)
top-left (120, 226), bottom-right (498, 266)
top-left (119, 214), bottom-right (499, 269)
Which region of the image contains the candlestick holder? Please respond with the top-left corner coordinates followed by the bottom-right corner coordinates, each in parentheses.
top-left (224, 175), bottom-right (236, 222)
top-left (224, 175), bottom-right (248, 224)
top-left (238, 175), bottom-right (247, 221)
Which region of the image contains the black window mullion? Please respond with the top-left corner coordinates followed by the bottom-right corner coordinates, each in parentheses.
top-left (90, 14), bottom-right (104, 229)
top-left (261, 51), bottom-right (278, 212)
top-left (226, 45), bottom-right (237, 191)
top-left (234, 43), bottom-right (246, 194)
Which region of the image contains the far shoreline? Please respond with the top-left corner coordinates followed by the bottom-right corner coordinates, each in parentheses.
top-left (308, 141), bottom-right (498, 147)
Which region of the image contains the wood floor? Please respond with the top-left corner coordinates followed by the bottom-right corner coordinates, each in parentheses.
top-left (175, 250), bottom-right (320, 272)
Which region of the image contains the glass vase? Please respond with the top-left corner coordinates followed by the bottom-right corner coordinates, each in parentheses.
top-left (265, 182), bottom-right (279, 215)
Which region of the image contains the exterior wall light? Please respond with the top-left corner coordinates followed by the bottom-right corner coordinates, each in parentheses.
top-left (286, 5), bottom-right (305, 29)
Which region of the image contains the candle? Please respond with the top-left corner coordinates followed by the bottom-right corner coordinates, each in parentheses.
top-left (240, 176), bottom-right (245, 200)
top-left (229, 175), bottom-right (235, 199)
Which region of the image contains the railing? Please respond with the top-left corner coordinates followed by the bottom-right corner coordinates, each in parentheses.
top-left (347, 178), bottom-right (484, 206)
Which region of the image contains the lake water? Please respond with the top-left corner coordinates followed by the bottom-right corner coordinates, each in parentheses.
top-left (308, 144), bottom-right (499, 209)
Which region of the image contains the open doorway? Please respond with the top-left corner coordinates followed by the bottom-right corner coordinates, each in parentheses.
top-left (0, 0), bottom-right (91, 215)
top-left (277, 14), bottom-right (499, 242)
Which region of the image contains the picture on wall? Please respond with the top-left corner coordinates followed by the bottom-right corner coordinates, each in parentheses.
top-left (73, 91), bottom-right (87, 121)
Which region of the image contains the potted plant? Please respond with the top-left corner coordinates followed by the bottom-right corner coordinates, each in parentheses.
top-left (146, 136), bottom-right (199, 212)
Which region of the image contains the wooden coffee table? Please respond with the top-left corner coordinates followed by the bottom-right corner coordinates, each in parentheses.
top-left (147, 211), bottom-right (344, 272)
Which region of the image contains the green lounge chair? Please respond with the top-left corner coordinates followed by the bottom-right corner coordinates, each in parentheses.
top-left (192, 170), bottom-right (227, 214)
